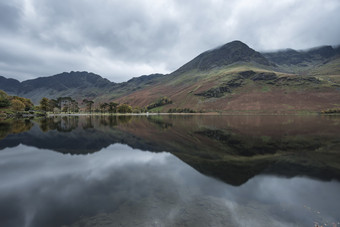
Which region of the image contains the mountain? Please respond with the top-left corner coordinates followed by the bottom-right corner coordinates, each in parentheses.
top-left (263, 45), bottom-right (340, 65)
top-left (173, 41), bottom-right (273, 75)
top-left (1, 40), bottom-right (340, 113)
top-left (0, 76), bottom-right (21, 93)
top-left (115, 41), bottom-right (340, 113)
top-left (0, 71), bottom-right (114, 103)
top-left (20, 71), bottom-right (113, 92)
top-left (0, 71), bottom-right (164, 104)
top-left (262, 45), bottom-right (340, 74)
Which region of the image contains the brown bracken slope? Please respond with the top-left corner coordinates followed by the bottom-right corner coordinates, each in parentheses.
top-left (115, 41), bottom-right (340, 113)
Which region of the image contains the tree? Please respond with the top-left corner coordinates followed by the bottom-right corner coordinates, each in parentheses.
top-left (48, 99), bottom-right (58, 112)
top-left (62, 106), bottom-right (68, 113)
top-left (0, 90), bottom-right (11, 107)
top-left (70, 100), bottom-right (79, 113)
top-left (146, 96), bottom-right (172, 110)
top-left (108, 102), bottom-right (119, 113)
top-left (40, 97), bottom-right (49, 112)
top-left (118, 104), bottom-right (132, 113)
top-left (11, 99), bottom-right (25, 111)
top-left (57, 97), bottom-right (78, 113)
top-left (100, 102), bottom-right (109, 113)
top-left (82, 99), bottom-right (94, 113)
top-left (11, 96), bottom-right (34, 111)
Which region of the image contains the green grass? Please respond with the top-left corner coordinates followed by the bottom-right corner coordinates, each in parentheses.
top-left (260, 136), bottom-right (271, 143)
top-left (261, 85), bottom-right (271, 92)
top-left (308, 58), bottom-right (340, 76)
top-left (167, 64), bottom-right (279, 87)
top-left (148, 106), bottom-right (164, 112)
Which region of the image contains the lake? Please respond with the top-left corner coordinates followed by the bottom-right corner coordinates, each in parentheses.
top-left (0, 115), bottom-right (340, 227)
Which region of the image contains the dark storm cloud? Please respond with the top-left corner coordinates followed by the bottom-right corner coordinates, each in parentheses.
top-left (0, 0), bottom-right (339, 82)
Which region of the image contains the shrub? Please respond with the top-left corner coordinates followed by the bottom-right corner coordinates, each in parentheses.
top-left (321, 108), bottom-right (340, 114)
top-left (11, 99), bottom-right (25, 111)
top-left (0, 90), bottom-right (10, 107)
top-left (168, 108), bottom-right (196, 113)
top-left (118, 104), bottom-right (132, 113)
top-left (146, 97), bottom-right (172, 110)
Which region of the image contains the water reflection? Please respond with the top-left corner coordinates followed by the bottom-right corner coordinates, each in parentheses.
top-left (1, 144), bottom-right (339, 227)
top-left (0, 118), bottom-right (33, 140)
top-left (1, 115), bottom-right (340, 185)
top-left (0, 115), bottom-right (340, 226)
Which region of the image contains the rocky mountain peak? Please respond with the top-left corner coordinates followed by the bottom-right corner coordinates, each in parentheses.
top-left (172, 40), bottom-right (271, 74)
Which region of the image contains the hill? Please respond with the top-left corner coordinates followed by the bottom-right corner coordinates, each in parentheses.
top-left (262, 45), bottom-right (340, 75)
top-left (0, 71), bottom-right (164, 104)
top-left (0, 71), bottom-right (113, 104)
top-left (116, 41), bottom-right (340, 113)
top-left (0, 76), bottom-right (21, 93)
top-left (172, 40), bottom-right (273, 75)
top-left (1, 41), bottom-right (340, 113)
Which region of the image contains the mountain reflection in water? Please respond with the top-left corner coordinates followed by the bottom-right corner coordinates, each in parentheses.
top-left (0, 115), bottom-right (340, 227)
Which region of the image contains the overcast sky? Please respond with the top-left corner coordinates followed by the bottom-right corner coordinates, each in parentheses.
top-left (1, 0), bottom-right (339, 82)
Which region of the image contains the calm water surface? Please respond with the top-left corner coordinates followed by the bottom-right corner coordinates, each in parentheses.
top-left (0, 115), bottom-right (340, 227)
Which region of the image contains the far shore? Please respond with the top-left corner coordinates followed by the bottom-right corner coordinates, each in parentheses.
top-left (46, 111), bottom-right (331, 116)
top-left (3, 111), bottom-right (340, 120)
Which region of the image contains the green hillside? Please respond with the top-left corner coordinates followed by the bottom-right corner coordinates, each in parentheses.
top-left (116, 42), bottom-right (340, 113)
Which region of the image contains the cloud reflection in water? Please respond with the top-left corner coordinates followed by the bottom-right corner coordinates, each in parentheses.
top-left (0, 143), bottom-right (339, 227)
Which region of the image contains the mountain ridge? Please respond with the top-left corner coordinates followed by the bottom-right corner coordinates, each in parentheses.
top-left (262, 44), bottom-right (340, 74)
top-left (1, 40), bottom-right (340, 112)
top-left (0, 71), bottom-right (165, 104)
top-left (114, 41), bottom-right (340, 113)
top-left (172, 40), bottom-right (273, 75)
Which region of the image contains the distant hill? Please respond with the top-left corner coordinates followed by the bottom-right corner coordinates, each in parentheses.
top-left (0, 76), bottom-right (21, 93)
top-left (0, 71), bottom-right (164, 104)
top-left (1, 41), bottom-right (340, 113)
top-left (262, 45), bottom-right (340, 75)
top-left (21, 71), bottom-right (113, 91)
top-left (0, 71), bottom-right (114, 103)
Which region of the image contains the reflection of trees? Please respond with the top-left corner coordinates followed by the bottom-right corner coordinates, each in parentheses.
top-left (59, 116), bottom-right (79, 132)
top-left (82, 116), bottom-right (94, 130)
top-left (117, 116), bottom-right (132, 124)
top-left (9, 120), bottom-right (33, 134)
top-left (146, 116), bottom-right (173, 130)
top-left (0, 119), bottom-right (33, 139)
top-left (168, 115), bottom-right (194, 120)
top-left (38, 117), bottom-right (60, 132)
top-left (100, 116), bottom-right (109, 126)
top-left (34, 115), bottom-right (136, 132)
top-left (0, 122), bottom-right (11, 139)
top-left (39, 118), bottom-right (50, 132)
top-left (98, 116), bottom-right (131, 127)
top-left (38, 116), bottom-right (79, 132)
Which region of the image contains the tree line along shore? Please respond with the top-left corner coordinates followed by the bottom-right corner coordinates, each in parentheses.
top-left (0, 90), bottom-right (200, 118)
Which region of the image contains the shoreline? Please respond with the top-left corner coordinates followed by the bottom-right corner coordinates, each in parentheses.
top-left (47, 112), bottom-right (336, 116)
top-left (2, 111), bottom-right (340, 119)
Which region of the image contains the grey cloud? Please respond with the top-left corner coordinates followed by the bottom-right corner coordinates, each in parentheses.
top-left (0, 2), bottom-right (21, 31)
top-left (0, 0), bottom-right (339, 82)
top-left (27, 0), bottom-right (181, 60)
